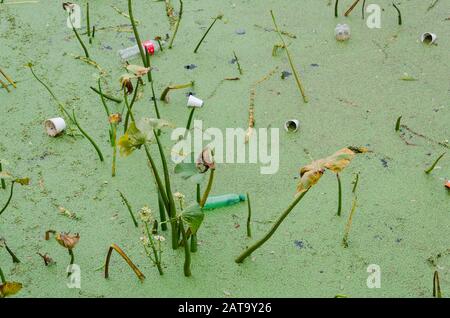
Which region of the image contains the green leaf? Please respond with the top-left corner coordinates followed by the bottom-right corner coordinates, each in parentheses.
top-left (174, 153), bottom-right (205, 184)
top-left (118, 122), bottom-right (147, 157)
top-left (181, 204), bottom-right (204, 234)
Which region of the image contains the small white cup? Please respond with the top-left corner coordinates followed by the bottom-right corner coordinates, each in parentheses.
top-left (44, 118), bottom-right (66, 137)
top-left (420, 32), bottom-right (437, 45)
top-left (335, 24), bottom-right (351, 42)
top-left (187, 95), bottom-right (204, 108)
top-left (284, 119), bottom-right (300, 132)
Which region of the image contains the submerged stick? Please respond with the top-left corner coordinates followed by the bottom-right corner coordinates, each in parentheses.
top-left (424, 153), bottom-right (445, 174)
top-left (344, 0), bottom-right (361, 17)
top-left (270, 10), bottom-right (308, 103)
top-left (1, 240), bottom-right (21, 263)
top-left (104, 244), bottom-right (145, 281)
top-left (235, 190), bottom-right (309, 263)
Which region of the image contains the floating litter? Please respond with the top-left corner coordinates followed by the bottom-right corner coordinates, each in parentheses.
top-left (187, 95), bottom-right (204, 108)
top-left (44, 117), bottom-right (66, 137)
top-left (284, 119), bottom-right (300, 132)
top-left (335, 24), bottom-right (351, 42)
top-left (420, 32), bottom-right (437, 45)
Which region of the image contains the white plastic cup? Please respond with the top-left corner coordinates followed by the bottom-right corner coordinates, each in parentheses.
top-left (335, 24), bottom-right (351, 42)
top-left (187, 95), bottom-right (204, 108)
top-left (45, 118), bottom-right (66, 137)
top-left (420, 32), bottom-right (437, 45)
top-left (284, 119), bottom-right (300, 132)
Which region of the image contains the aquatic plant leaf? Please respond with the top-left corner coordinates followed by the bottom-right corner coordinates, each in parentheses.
top-left (296, 168), bottom-right (324, 195)
top-left (0, 282), bottom-right (22, 298)
top-left (14, 178), bottom-right (30, 186)
top-left (126, 64), bottom-right (151, 77)
top-left (118, 122), bottom-right (147, 157)
top-left (181, 204), bottom-right (204, 234)
top-left (174, 153), bottom-right (206, 184)
top-left (323, 148), bottom-right (355, 173)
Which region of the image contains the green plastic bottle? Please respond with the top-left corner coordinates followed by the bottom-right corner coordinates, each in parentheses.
top-left (203, 194), bottom-right (246, 210)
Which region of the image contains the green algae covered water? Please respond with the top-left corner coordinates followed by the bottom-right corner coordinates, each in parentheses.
top-left (0, 0), bottom-right (449, 298)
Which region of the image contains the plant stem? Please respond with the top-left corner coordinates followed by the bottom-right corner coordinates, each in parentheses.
top-left (72, 110), bottom-right (104, 162)
top-left (270, 10), bottom-right (308, 103)
top-left (190, 234), bottom-right (198, 253)
top-left (0, 162), bottom-right (6, 190)
top-left (128, 0), bottom-right (147, 67)
top-left (352, 173), bottom-right (359, 194)
top-left (144, 222), bottom-right (164, 275)
top-left (0, 181), bottom-right (15, 216)
top-left (169, 0), bottom-right (183, 49)
top-left (395, 116), bottom-right (402, 131)
top-left (235, 190), bottom-right (309, 263)
top-left (145, 51), bottom-right (161, 118)
top-left (433, 271), bottom-right (442, 298)
top-left (200, 169), bottom-right (215, 208)
top-left (424, 153), bottom-right (445, 174)
top-left (0, 68), bottom-right (16, 88)
top-left (104, 244), bottom-right (145, 281)
top-left (193, 16), bottom-right (220, 53)
top-left (362, 0), bottom-right (366, 19)
top-left (160, 81), bottom-right (194, 102)
top-left (342, 196), bottom-right (357, 248)
top-left (336, 173), bottom-right (342, 216)
top-left (112, 124), bottom-right (117, 176)
top-left (0, 266), bottom-right (6, 284)
top-left (70, 19), bottom-right (90, 58)
top-left (90, 86), bottom-right (122, 103)
top-left (158, 191), bottom-right (167, 231)
top-left (179, 221), bottom-right (191, 277)
top-left (124, 80), bottom-right (140, 133)
top-left (335, 0), bottom-right (339, 17)
top-left (4, 242), bottom-right (20, 263)
top-left (86, 2), bottom-right (91, 42)
top-left (233, 51), bottom-right (243, 75)
top-left (246, 192), bottom-right (252, 238)
top-left (344, 0), bottom-right (361, 17)
top-left (118, 190), bottom-right (138, 227)
top-left (196, 184), bottom-right (201, 203)
top-left (186, 107), bottom-right (196, 131)
top-left (393, 2), bottom-right (402, 25)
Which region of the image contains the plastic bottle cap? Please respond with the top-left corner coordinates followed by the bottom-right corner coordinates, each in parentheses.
top-left (143, 40), bottom-right (155, 55)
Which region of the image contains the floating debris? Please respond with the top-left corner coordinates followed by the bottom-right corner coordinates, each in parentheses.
top-left (187, 95), bottom-right (204, 108)
top-left (235, 28), bottom-right (246, 35)
top-left (335, 24), bottom-right (351, 41)
top-left (184, 64), bottom-right (197, 70)
top-left (44, 118), bottom-right (66, 137)
top-left (284, 119), bottom-right (300, 132)
top-left (281, 71), bottom-right (292, 79)
top-left (421, 32), bottom-right (437, 45)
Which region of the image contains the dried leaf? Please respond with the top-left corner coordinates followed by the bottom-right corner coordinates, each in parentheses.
top-left (0, 282), bottom-right (22, 298)
top-left (126, 64), bottom-right (151, 77)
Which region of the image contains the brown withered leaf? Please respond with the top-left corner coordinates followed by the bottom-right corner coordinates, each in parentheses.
top-left (0, 282), bottom-right (22, 298)
top-left (55, 232), bottom-right (80, 249)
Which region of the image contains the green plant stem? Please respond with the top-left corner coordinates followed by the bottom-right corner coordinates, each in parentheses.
top-left (179, 220), bottom-right (191, 277)
top-left (362, 0), bottom-right (366, 19)
top-left (193, 16), bottom-right (220, 53)
top-left (86, 2), bottom-right (91, 41)
top-left (124, 80), bottom-right (141, 133)
top-left (233, 51), bottom-right (243, 75)
top-left (97, 79), bottom-right (114, 147)
top-left (158, 191), bottom-right (167, 231)
top-left (196, 184), bottom-right (201, 203)
top-left (395, 116), bottom-right (402, 131)
top-left (424, 153), bottom-right (446, 174)
top-left (186, 107), bottom-right (196, 131)
top-left (118, 190), bottom-right (138, 227)
top-left (235, 190), bottom-right (309, 263)
top-left (90, 86), bottom-right (122, 103)
top-left (335, 0), bottom-right (339, 17)
top-left (128, 0), bottom-right (147, 67)
top-left (4, 242), bottom-right (20, 263)
top-left (342, 196), bottom-right (357, 248)
top-left (0, 266), bottom-right (6, 284)
top-left (144, 222), bottom-right (164, 275)
top-left (352, 173), bottom-right (359, 194)
top-left (71, 22), bottom-right (90, 58)
top-left (67, 248), bottom-right (74, 277)
top-left (190, 234), bottom-right (198, 253)
top-left (393, 2), bottom-right (402, 25)
top-left (336, 173), bottom-right (342, 216)
top-left (169, 0), bottom-right (183, 49)
top-left (145, 51), bottom-right (161, 119)
top-left (72, 110), bottom-right (104, 162)
top-left (246, 192), bottom-right (252, 238)
top-left (0, 181), bottom-right (15, 216)
top-left (160, 81), bottom-right (194, 102)
top-left (433, 271), bottom-right (442, 298)
top-left (200, 169), bottom-right (215, 208)
top-left (270, 10), bottom-right (308, 104)
top-left (104, 243), bottom-right (145, 281)
top-left (0, 162), bottom-right (6, 190)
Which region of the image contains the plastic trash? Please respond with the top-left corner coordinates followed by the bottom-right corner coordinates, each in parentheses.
top-left (203, 194), bottom-right (246, 210)
top-left (420, 32), bottom-right (437, 45)
top-left (284, 119), bottom-right (300, 132)
top-left (335, 24), bottom-right (350, 42)
top-left (118, 40), bottom-right (163, 60)
top-left (44, 117), bottom-right (66, 137)
top-left (187, 95), bottom-right (204, 108)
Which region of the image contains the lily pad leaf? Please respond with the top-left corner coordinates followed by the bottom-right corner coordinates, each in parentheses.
top-left (181, 204), bottom-right (204, 234)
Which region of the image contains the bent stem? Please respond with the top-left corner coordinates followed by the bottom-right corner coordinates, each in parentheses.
top-left (123, 80), bottom-right (141, 133)
top-left (424, 153), bottom-right (445, 174)
top-left (235, 190), bottom-right (309, 263)
top-left (90, 86), bottom-right (122, 103)
top-left (336, 173), bottom-right (342, 216)
top-left (160, 81), bottom-right (194, 102)
top-left (246, 192), bottom-right (252, 238)
top-left (395, 116), bottom-right (402, 131)
top-left (72, 110), bottom-right (104, 162)
top-left (169, 0), bottom-right (183, 49)
top-left (344, 0), bottom-right (361, 17)
top-left (179, 221), bottom-right (191, 277)
top-left (233, 51), bottom-right (243, 75)
top-left (393, 2), bottom-right (402, 25)
top-left (118, 190), bottom-right (138, 227)
top-left (104, 243), bottom-right (145, 281)
top-left (270, 10), bottom-right (308, 103)
top-left (67, 249), bottom-right (75, 277)
top-left (3, 241), bottom-right (21, 263)
top-left (335, 0), bottom-right (339, 17)
top-left (69, 12), bottom-right (89, 58)
top-left (0, 181), bottom-right (15, 216)
top-left (193, 15), bottom-right (221, 53)
top-left (433, 271), bottom-right (442, 298)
